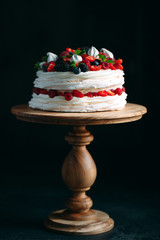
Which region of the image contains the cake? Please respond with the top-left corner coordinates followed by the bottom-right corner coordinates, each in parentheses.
top-left (29, 46), bottom-right (127, 112)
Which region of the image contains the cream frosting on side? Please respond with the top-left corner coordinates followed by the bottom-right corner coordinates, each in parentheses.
top-left (29, 92), bottom-right (127, 112)
top-left (34, 69), bottom-right (124, 90)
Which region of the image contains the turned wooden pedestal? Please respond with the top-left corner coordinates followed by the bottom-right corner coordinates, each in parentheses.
top-left (11, 103), bottom-right (147, 235)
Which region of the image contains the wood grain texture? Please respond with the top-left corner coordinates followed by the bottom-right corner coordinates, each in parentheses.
top-left (11, 103), bottom-right (147, 125)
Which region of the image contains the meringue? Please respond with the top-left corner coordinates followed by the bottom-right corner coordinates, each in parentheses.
top-left (100, 48), bottom-right (114, 59)
top-left (88, 46), bottom-right (99, 58)
top-left (70, 54), bottom-right (82, 63)
top-left (47, 52), bottom-right (58, 63)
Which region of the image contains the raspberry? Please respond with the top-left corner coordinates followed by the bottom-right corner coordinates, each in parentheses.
top-left (48, 90), bottom-right (58, 98)
top-left (85, 92), bottom-right (93, 97)
top-left (114, 88), bottom-right (123, 95)
top-left (102, 62), bottom-right (110, 70)
top-left (82, 59), bottom-right (90, 67)
top-left (64, 92), bottom-right (73, 101)
top-left (98, 90), bottom-right (107, 97)
top-left (89, 65), bottom-right (102, 71)
top-left (40, 89), bottom-right (48, 95)
top-left (33, 87), bottom-right (40, 95)
top-left (72, 90), bottom-right (84, 98)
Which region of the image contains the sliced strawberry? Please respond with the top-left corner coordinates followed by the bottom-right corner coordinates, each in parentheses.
top-left (47, 61), bottom-right (56, 72)
top-left (66, 48), bottom-right (75, 53)
top-left (89, 65), bottom-right (102, 71)
top-left (33, 87), bottom-right (40, 95)
top-left (84, 55), bottom-right (95, 62)
top-left (109, 63), bottom-right (116, 70)
top-left (40, 89), bottom-right (48, 95)
top-left (113, 62), bottom-right (123, 70)
top-left (98, 90), bottom-right (107, 97)
top-left (115, 59), bottom-right (123, 64)
top-left (85, 92), bottom-right (93, 97)
top-left (107, 90), bottom-right (116, 96)
top-left (48, 90), bottom-right (58, 98)
top-left (92, 92), bottom-right (98, 97)
top-left (72, 90), bottom-right (84, 98)
top-left (81, 54), bottom-right (88, 59)
top-left (114, 88), bottom-right (123, 95)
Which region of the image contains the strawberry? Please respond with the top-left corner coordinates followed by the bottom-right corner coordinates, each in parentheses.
top-left (63, 57), bottom-right (71, 62)
top-left (72, 90), bottom-right (84, 98)
top-left (92, 92), bottom-right (98, 97)
top-left (33, 87), bottom-right (40, 95)
top-left (82, 59), bottom-right (91, 67)
top-left (64, 92), bottom-right (73, 101)
top-left (89, 65), bottom-right (102, 71)
top-left (115, 59), bottom-right (123, 64)
top-left (102, 62), bottom-right (110, 70)
top-left (81, 54), bottom-right (88, 59)
top-left (107, 90), bottom-right (116, 96)
top-left (85, 92), bottom-right (93, 97)
top-left (84, 55), bottom-right (95, 62)
top-left (48, 90), bottom-right (58, 98)
top-left (113, 62), bottom-right (123, 70)
top-left (114, 88), bottom-right (123, 95)
top-left (40, 89), bottom-right (48, 95)
top-left (66, 48), bottom-right (75, 53)
top-left (122, 86), bottom-right (126, 92)
top-left (109, 63), bottom-right (116, 70)
top-left (47, 61), bottom-right (56, 72)
top-left (60, 51), bottom-right (69, 58)
top-left (98, 90), bottom-right (107, 97)
top-left (58, 91), bottom-right (65, 96)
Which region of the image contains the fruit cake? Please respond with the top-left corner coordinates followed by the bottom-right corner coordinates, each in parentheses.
top-left (29, 46), bottom-right (127, 112)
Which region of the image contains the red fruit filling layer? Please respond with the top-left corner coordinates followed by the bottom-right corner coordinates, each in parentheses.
top-left (33, 87), bottom-right (126, 101)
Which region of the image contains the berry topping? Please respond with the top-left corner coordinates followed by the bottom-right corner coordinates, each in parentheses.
top-left (42, 64), bottom-right (48, 72)
top-left (109, 63), bottom-right (116, 70)
top-left (66, 48), bottom-right (75, 53)
top-left (114, 88), bottom-right (123, 95)
top-left (48, 89), bottom-right (58, 98)
top-left (72, 90), bottom-right (84, 98)
top-left (33, 87), bottom-right (40, 95)
top-left (107, 90), bottom-right (116, 96)
top-left (113, 62), bottom-right (123, 70)
top-left (60, 51), bottom-right (69, 58)
top-left (47, 61), bottom-right (56, 72)
top-left (91, 60), bottom-right (100, 66)
top-left (79, 63), bottom-right (89, 72)
top-left (102, 62), bottom-right (110, 70)
top-left (98, 90), bottom-right (107, 97)
top-left (73, 67), bottom-right (81, 74)
top-left (122, 86), bottom-right (126, 92)
top-left (85, 92), bottom-right (93, 97)
top-left (83, 55), bottom-right (95, 62)
top-left (89, 65), bottom-right (102, 71)
top-left (64, 92), bottom-right (73, 101)
top-left (82, 59), bottom-right (91, 68)
top-left (40, 89), bottom-right (48, 94)
top-left (54, 62), bottom-right (70, 72)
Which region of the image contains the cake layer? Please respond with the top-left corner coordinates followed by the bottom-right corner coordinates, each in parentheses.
top-left (29, 92), bottom-right (127, 112)
top-left (34, 69), bottom-right (124, 91)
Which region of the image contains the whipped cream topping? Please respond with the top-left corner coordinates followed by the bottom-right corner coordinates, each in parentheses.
top-left (33, 69), bottom-right (124, 91)
top-left (47, 52), bottom-right (58, 63)
top-left (100, 48), bottom-right (114, 59)
top-left (29, 92), bottom-right (127, 112)
top-left (70, 54), bottom-right (82, 63)
top-left (88, 46), bottom-right (99, 58)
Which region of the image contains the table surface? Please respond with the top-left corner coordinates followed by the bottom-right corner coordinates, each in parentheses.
top-left (11, 103), bottom-right (147, 125)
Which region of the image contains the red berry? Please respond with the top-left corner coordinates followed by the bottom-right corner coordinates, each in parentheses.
top-left (66, 48), bottom-right (75, 53)
top-left (84, 55), bottom-right (95, 62)
top-left (98, 90), bottom-right (107, 97)
top-left (81, 54), bottom-right (88, 59)
top-left (109, 63), bottom-right (116, 70)
top-left (115, 59), bottom-right (123, 64)
top-left (114, 88), bottom-right (123, 95)
top-left (47, 62), bottom-right (56, 72)
top-left (40, 89), bottom-right (48, 95)
top-left (92, 92), bottom-right (98, 97)
top-left (72, 90), bottom-right (84, 98)
top-left (89, 65), bottom-right (102, 71)
top-left (107, 90), bottom-right (116, 96)
top-left (58, 91), bottom-right (65, 96)
top-left (60, 51), bottom-right (69, 58)
top-left (82, 59), bottom-right (91, 67)
top-left (48, 90), bottom-right (58, 98)
top-left (33, 87), bottom-right (40, 95)
top-left (122, 86), bottom-right (126, 92)
top-left (85, 92), bottom-right (93, 98)
top-left (64, 92), bottom-right (73, 101)
top-left (113, 62), bottom-right (123, 70)
top-left (99, 52), bottom-right (108, 56)
top-left (102, 62), bottom-right (110, 70)
top-left (63, 57), bottom-right (71, 62)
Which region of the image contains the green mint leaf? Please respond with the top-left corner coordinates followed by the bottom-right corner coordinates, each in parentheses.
top-left (34, 61), bottom-right (41, 70)
top-left (41, 56), bottom-right (47, 62)
top-left (70, 61), bottom-right (76, 67)
top-left (79, 49), bottom-right (86, 55)
top-left (74, 50), bottom-right (81, 55)
top-left (98, 54), bottom-right (106, 62)
top-left (62, 54), bottom-right (72, 58)
top-left (106, 59), bottom-right (115, 64)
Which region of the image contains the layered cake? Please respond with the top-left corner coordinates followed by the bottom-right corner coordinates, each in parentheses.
top-left (29, 46), bottom-right (127, 112)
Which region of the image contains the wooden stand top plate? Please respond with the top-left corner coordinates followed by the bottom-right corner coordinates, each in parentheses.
top-left (11, 103), bottom-right (147, 125)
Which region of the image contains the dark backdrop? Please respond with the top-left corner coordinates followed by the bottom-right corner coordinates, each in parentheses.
top-left (0, 1), bottom-right (160, 239)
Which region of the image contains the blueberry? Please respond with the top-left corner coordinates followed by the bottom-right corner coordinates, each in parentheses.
top-left (91, 60), bottom-right (101, 66)
top-left (69, 51), bottom-right (73, 55)
top-left (73, 67), bottom-right (81, 74)
top-left (42, 64), bottom-right (48, 72)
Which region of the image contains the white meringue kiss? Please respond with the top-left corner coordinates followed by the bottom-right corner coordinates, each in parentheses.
top-left (88, 46), bottom-right (99, 58)
top-left (100, 48), bottom-right (114, 59)
top-left (70, 54), bottom-right (82, 63)
top-left (47, 52), bottom-right (58, 63)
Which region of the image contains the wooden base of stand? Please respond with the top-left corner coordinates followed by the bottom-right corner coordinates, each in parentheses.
top-left (44, 209), bottom-right (114, 235)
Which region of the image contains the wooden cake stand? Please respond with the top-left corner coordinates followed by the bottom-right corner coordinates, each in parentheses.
top-left (11, 103), bottom-right (147, 235)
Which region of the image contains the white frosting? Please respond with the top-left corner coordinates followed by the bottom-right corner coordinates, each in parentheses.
top-left (100, 48), bottom-right (114, 59)
top-left (88, 46), bottom-right (99, 58)
top-left (33, 69), bottom-right (124, 91)
top-left (29, 92), bottom-right (127, 112)
top-left (47, 52), bottom-right (58, 63)
top-left (70, 54), bottom-right (82, 63)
